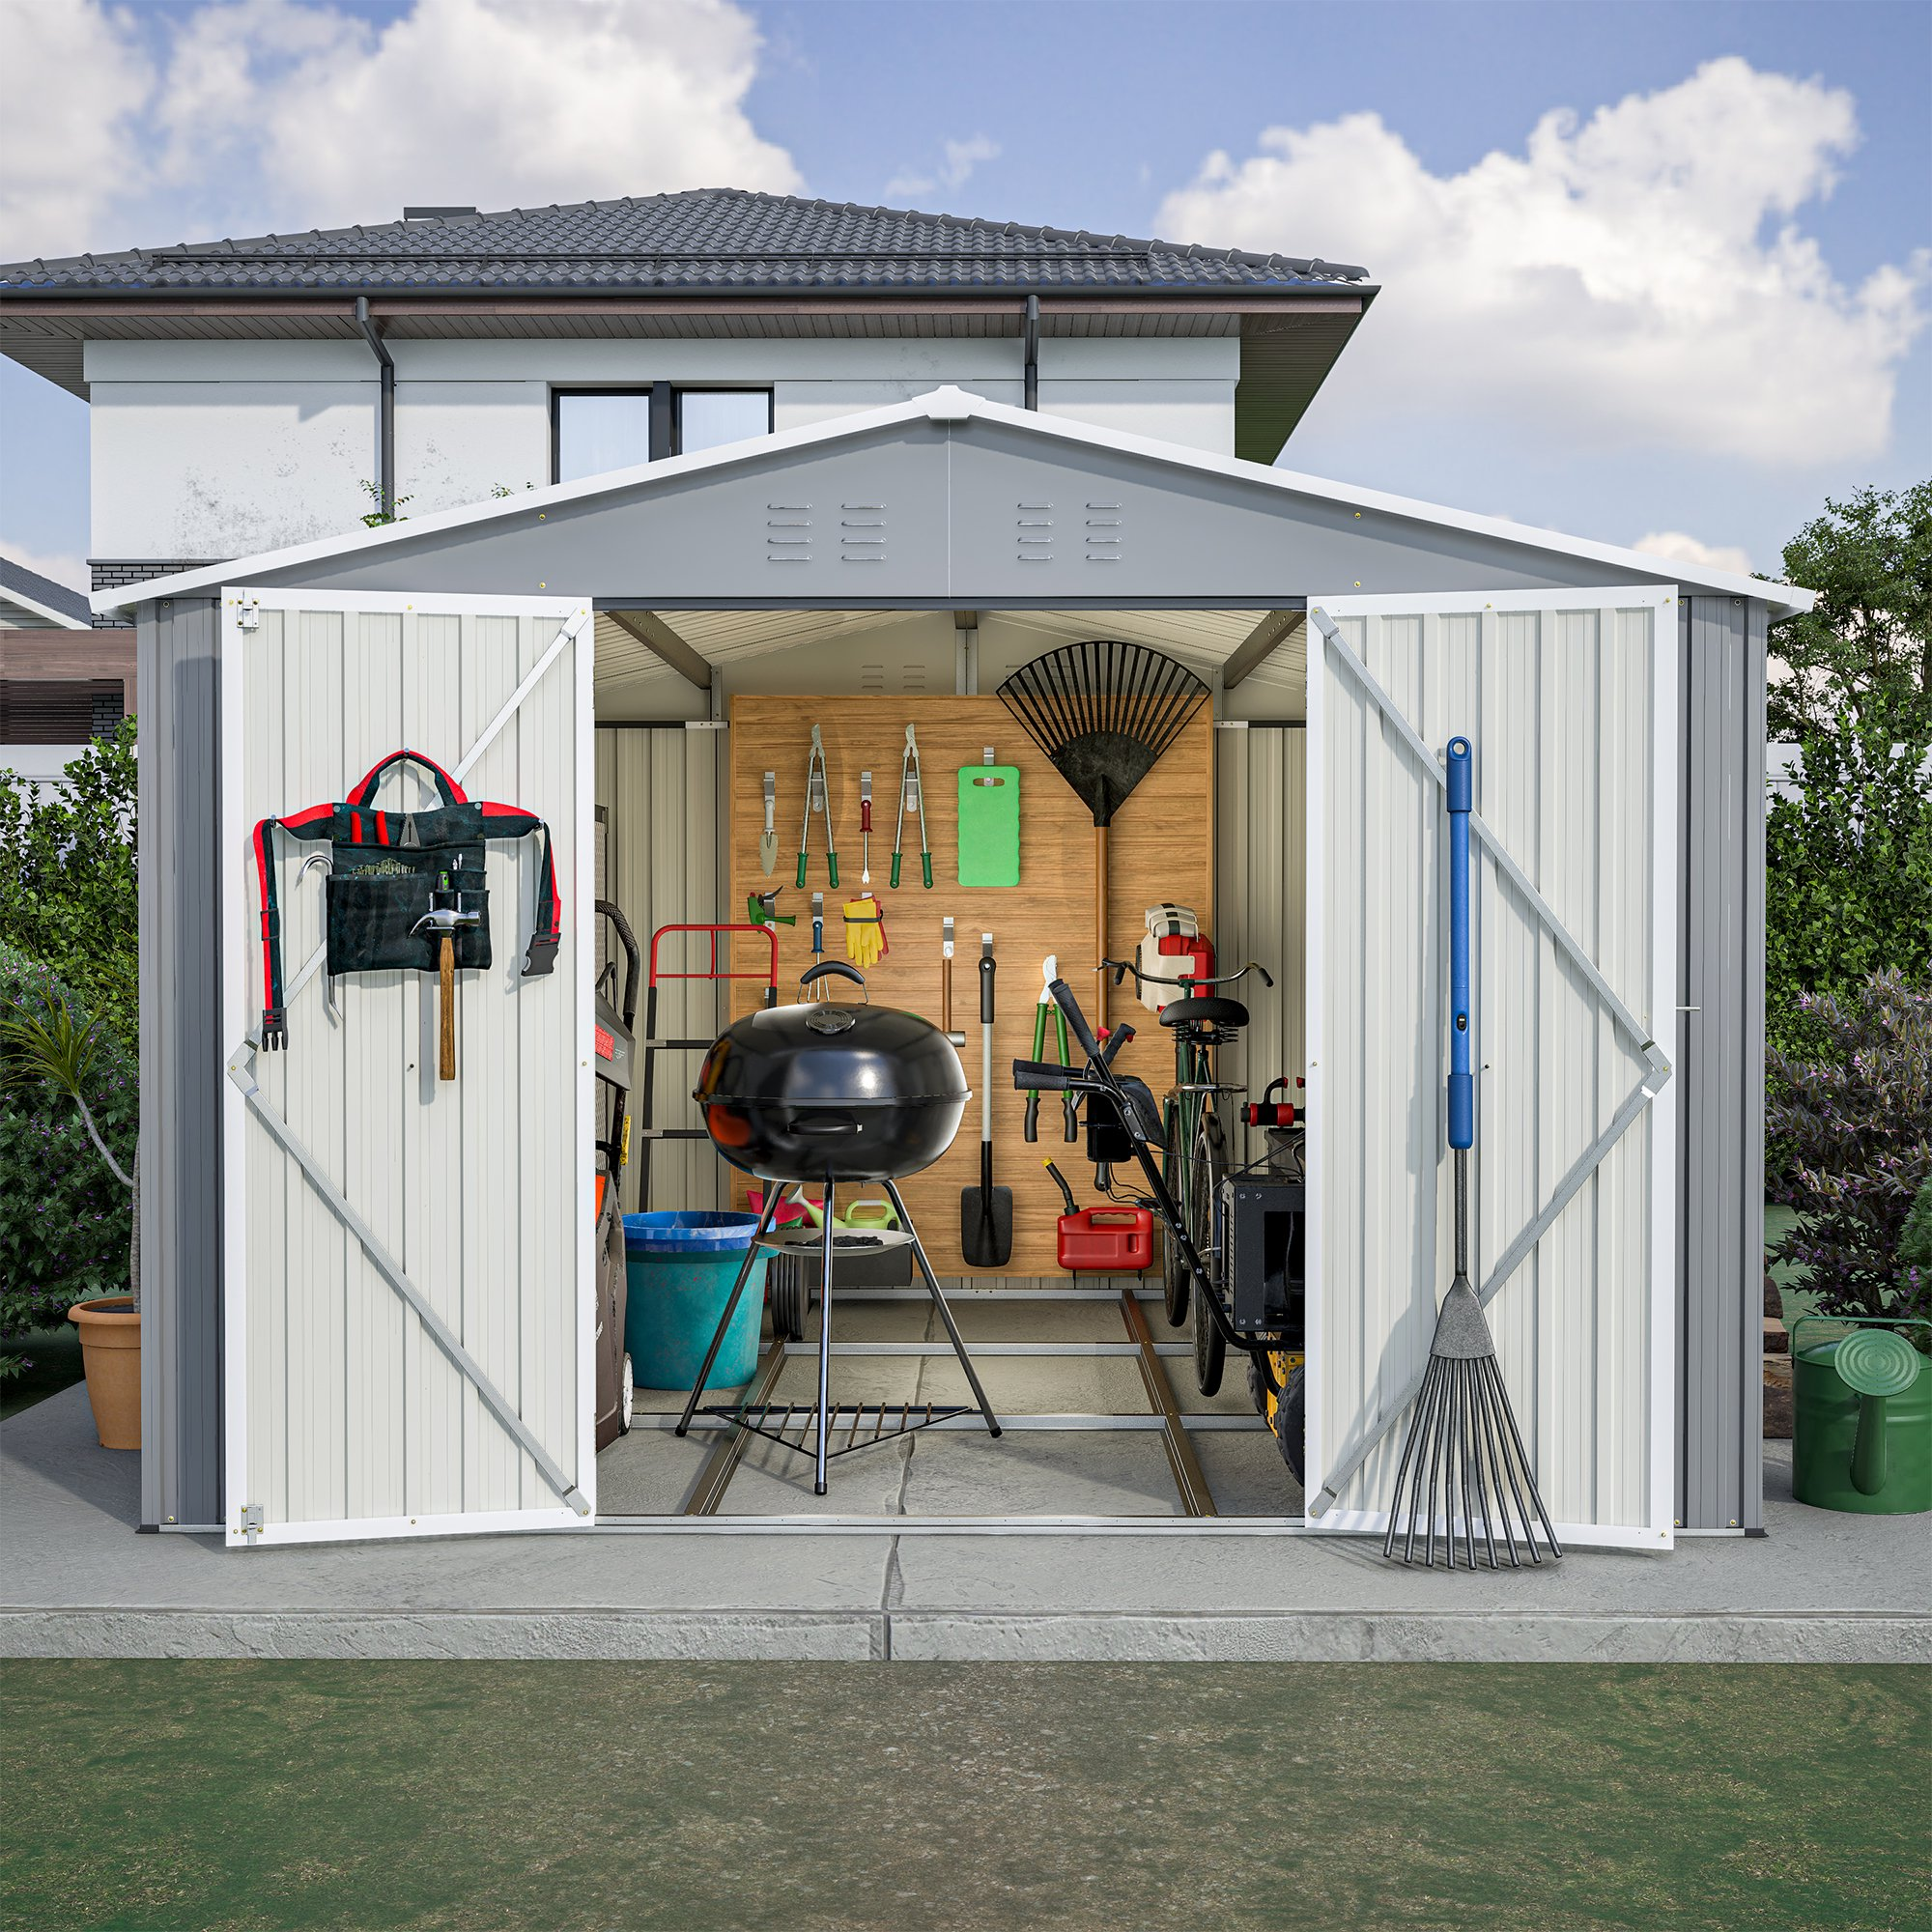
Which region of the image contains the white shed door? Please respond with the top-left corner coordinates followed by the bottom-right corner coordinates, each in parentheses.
top-left (1303, 588), bottom-right (1678, 1550)
top-left (220, 589), bottom-right (594, 1546)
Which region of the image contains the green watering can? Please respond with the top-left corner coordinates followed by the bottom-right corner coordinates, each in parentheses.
top-left (1791, 1317), bottom-right (1931, 1515)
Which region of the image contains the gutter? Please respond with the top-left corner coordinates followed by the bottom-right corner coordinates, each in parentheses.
top-left (354, 296), bottom-right (395, 520)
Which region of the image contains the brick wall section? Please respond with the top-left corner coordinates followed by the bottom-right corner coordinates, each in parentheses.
top-left (90, 561), bottom-right (222, 627)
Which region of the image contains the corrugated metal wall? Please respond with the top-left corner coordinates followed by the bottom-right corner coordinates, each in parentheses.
top-left (231, 600), bottom-right (584, 1534)
top-left (1677, 595), bottom-right (1768, 1529)
top-left (593, 724), bottom-right (724, 1213)
top-left (1214, 724), bottom-right (1308, 1169)
top-left (1311, 599), bottom-right (1664, 1535)
top-left (137, 595), bottom-right (224, 1530)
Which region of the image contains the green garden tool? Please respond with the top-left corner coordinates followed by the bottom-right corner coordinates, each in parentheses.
top-left (796, 725), bottom-right (838, 888)
top-left (1023, 952), bottom-right (1076, 1144)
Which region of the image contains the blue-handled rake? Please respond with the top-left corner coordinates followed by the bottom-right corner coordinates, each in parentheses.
top-left (1384, 736), bottom-right (1562, 1569)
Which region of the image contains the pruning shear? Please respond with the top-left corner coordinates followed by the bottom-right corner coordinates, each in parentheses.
top-left (1024, 952), bottom-right (1078, 1144)
top-left (796, 724), bottom-right (838, 888)
top-left (891, 723), bottom-right (931, 889)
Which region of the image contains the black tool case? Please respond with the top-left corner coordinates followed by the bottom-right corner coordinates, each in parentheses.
top-left (1218, 1177), bottom-right (1305, 1344)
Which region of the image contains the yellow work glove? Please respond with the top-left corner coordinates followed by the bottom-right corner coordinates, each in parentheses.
top-left (843, 895), bottom-right (886, 969)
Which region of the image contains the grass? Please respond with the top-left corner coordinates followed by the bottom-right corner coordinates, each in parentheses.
top-left (2, 1661), bottom-right (1925, 1931)
top-left (0, 1325), bottom-right (85, 1422)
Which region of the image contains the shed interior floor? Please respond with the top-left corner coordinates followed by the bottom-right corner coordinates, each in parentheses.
top-left (596, 1286), bottom-right (1304, 1520)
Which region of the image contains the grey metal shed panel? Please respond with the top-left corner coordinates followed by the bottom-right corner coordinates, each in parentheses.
top-left (1676, 594), bottom-right (1769, 1530)
top-left (137, 595), bottom-right (224, 1529)
top-left (185, 418), bottom-right (1702, 611)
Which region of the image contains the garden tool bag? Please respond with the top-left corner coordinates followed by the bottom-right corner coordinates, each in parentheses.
top-left (252, 749), bottom-right (560, 1048)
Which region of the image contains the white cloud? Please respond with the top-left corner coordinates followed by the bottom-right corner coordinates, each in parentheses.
top-left (886, 132), bottom-right (1000, 202)
top-left (1633, 529), bottom-right (1752, 576)
top-left (0, 0), bottom-right (800, 263)
top-left (1156, 58), bottom-right (1926, 465)
top-left (0, 543), bottom-right (89, 594)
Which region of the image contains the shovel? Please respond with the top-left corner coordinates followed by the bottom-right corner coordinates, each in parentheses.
top-left (960, 933), bottom-right (1013, 1266)
top-left (759, 771), bottom-right (778, 875)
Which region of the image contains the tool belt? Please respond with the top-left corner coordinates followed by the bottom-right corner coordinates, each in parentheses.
top-left (252, 749), bottom-right (560, 1048)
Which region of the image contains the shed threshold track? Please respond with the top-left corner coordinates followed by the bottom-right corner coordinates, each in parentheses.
top-left (630, 1281), bottom-right (1244, 1524)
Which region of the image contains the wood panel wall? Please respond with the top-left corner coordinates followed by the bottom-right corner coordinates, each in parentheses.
top-left (727, 694), bottom-right (1213, 1274)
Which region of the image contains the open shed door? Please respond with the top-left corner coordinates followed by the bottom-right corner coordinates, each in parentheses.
top-left (220, 589), bottom-right (594, 1546)
top-left (1303, 588), bottom-right (1678, 1550)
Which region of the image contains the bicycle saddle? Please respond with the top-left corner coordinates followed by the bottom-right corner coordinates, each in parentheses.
top-left (1159, 995), bottom-right (1248, 1032)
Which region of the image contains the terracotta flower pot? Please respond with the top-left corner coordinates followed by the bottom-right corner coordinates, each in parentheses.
top-left (68, 1296), bottom-right (141, 1450)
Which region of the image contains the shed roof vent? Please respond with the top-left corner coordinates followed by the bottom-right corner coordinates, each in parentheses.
top-left (403, 206), bottom-right (477, 221)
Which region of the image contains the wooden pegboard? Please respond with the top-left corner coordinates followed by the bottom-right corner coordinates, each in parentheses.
top-left (725, 694), bottom-right (1213, 1275)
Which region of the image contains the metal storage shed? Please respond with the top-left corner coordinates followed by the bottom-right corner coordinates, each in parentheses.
top-left (107, 389), bottom-right (1806, 1547)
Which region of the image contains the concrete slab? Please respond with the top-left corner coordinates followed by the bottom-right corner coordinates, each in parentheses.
top-left (6, 1385), bottom-right (1926, 1662)
top-left (898, 1430), bottom-right (1183, 1519)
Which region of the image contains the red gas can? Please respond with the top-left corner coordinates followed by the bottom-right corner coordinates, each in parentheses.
top-left (1056, 1207), bottom-right (1155, 1273)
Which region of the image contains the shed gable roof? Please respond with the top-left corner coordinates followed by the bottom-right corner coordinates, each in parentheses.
top-left (96, 388), bottom-right (1810, 617)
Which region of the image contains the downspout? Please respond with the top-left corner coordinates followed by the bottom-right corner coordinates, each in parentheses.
top-left (354, 297), bottom-right (396, 518)
top-left (1023, 294), bottom-right (1038, 411)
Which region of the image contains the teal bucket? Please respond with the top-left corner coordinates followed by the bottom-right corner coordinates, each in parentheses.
top-left (623, 1212), bottom-right (767, 1391)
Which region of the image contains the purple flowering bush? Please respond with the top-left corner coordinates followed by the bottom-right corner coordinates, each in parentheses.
top-left (1, 943), bottom-right (137, 1378)
top-left (1767, 971), bottom-right (1932, 1331)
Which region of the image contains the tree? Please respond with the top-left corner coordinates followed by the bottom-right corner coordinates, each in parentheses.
top-left (1769, 482), bottom-right (1931, 743)
top-left (0, 718), bottom-right (138, 1051)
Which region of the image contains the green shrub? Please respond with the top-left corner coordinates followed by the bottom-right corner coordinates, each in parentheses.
top-left (1766, 971), bottom-right (1932, 1328)
top-left (0, 944), bottom-right (136, 1377)
top-left (0, 719), bottom-right (138, 1051)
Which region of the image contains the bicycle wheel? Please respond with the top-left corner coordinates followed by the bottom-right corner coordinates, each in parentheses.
top-left (1160, 1097), bottom-right (1190, 1326)
top-left (1190, 1109), bottom-right (1227, 1396)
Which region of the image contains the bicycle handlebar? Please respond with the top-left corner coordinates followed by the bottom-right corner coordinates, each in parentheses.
top-left (1098, 956), bottom-right (1275, 992)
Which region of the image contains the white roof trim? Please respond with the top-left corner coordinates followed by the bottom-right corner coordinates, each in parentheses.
top-left (4, 586), bottom-right (92, 628)
top-left (95, 385), bottom-right (1814, 616)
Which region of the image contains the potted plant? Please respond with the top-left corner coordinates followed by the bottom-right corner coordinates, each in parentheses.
top-left (1, 981), bottom-right (140, 1448)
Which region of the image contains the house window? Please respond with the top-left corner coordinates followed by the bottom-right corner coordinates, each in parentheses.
top-left (677, 389), bottom-right (774, 455)
top-left (554, 390), bottom-right (657, 484)
top-left (552, 387), bottom-right (774, 481)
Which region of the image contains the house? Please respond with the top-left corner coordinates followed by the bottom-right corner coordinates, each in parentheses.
top-left (0, 554), bottom-right (132, 780)
top-left (0, 191), bottom-right (1798, 1552)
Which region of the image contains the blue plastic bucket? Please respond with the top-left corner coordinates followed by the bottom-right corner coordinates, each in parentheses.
top-left (622, 1212), bottom-right (766, 1389)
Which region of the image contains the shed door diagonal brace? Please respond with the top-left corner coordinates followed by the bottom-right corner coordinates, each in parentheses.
top-left (1305, 608), bottom-right (1673, 1520)
top-left (225, 1038), bottom-right (590, 1516)
top-left (281, 607), bottom-right (590, 1012)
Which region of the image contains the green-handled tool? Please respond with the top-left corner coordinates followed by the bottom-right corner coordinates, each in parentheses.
top-left (891, 723), bottom-right (931, 888)
top-left (1023, 952), bottom-right (1075, 1144)
top-left (747, 890), bottom-right (795, 929)
top-left (796, 724), bottom-right (838, 888)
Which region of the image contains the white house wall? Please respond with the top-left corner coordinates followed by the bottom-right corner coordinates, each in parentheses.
top-left (227, 598), bottom-right (586, 1536)
top-left (1311, 599), bottom-right (1665, 1537)
top-left (86, 338), bottom-right (1237, 558)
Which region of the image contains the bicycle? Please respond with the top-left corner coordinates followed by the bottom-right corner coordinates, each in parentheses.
top-left (1098, 953), bottom-right (1273, 1396)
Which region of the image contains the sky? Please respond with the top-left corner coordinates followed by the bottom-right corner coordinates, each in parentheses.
top-left (1, 0), bottom-right (1926, 595)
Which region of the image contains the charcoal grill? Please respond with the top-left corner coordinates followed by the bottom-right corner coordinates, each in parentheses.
top-left (675, 964), bottom-right (1001, 1493)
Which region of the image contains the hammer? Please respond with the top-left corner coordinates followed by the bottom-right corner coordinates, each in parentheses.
top-left (411, 904), bottom-right (482, 1081)
top-left (747, 890), bottom-right (796, 929)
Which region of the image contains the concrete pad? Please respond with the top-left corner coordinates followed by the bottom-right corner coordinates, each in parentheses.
top-left (1191, 1429), bottom-right (1303, 1518)
top-left (920, 1354), bottom-right (1150, 1415)
top-left (595, 1428), bottom-right (712, 1515)
top-left (898, 1430), bottom-right (1183, 1519)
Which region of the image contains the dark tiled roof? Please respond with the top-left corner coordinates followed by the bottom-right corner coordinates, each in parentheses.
top-left (0, 188), bottom-right (1370, 295)
top-left (0, 554), bottom-right (91, 624)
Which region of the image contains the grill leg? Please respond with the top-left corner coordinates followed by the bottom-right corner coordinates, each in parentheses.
top-left (814, 1183), bottom-right (836, 1495)
top-left (674, 1184), bottom-right (781, 1437)
top-left (884, 1179), bottom-right (1002, 1439)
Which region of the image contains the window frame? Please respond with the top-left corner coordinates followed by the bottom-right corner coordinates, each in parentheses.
top-left (549, 385), bottom-right (776, 481)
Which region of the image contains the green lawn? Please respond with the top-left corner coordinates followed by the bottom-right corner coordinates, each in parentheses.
top-left (2, 1661), bottom-right (1924, 1931)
